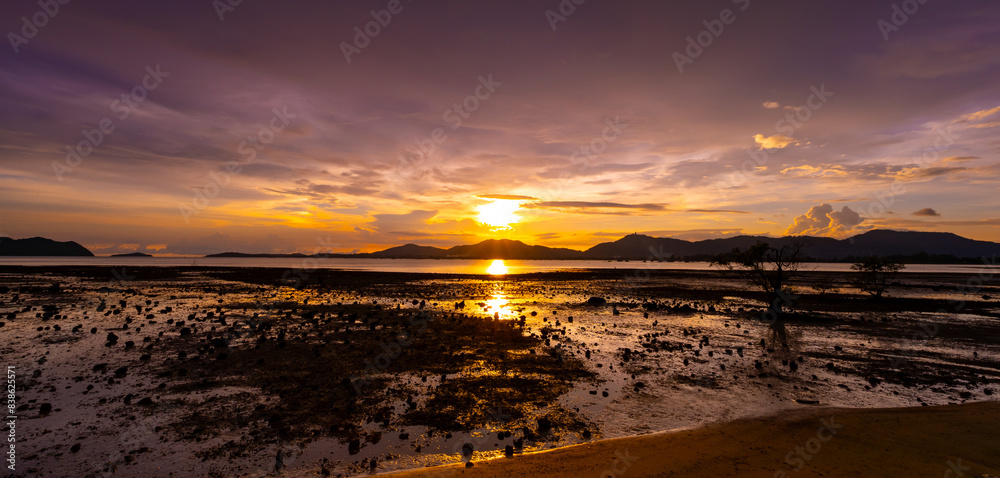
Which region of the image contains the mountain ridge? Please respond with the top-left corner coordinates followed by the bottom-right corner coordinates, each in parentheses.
top-left (202, 230), bottom-right (1000, 262)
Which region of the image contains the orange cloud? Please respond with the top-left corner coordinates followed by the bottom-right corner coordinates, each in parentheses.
top-left (785, 203), bottom-right (867, 238)
top-left (753, 133), bottom-right (796, 149)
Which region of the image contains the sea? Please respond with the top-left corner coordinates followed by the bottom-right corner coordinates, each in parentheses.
top-left (0, 256), bottom-right (996, 275)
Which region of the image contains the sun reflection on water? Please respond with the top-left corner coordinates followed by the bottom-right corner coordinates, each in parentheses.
top-left (479, 279), bottom-right (516, 320)
top-left (486, 259), bottom-right (508, 275)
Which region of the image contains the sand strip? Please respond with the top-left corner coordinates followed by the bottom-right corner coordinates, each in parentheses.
top-left (382, 401), bottom-right (1000, 477)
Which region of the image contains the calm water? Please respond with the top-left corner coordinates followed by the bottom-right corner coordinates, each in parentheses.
top-left (0, 256), bottom-right (996, 274)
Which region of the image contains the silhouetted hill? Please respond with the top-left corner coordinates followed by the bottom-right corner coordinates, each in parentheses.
top-left (580, 231), bottom-right (1000, 261)
top-left (824, 230), bottom-right (1000, 259)
top-left (582, 234), bottom-right (693, 259)
top-left (446, 239), bottom-right (583, 259)
top-left (369, 244), bottom-right (448, 259)
top-left (0, 237), bottom-right (94, 256)
top-left (205, 240), bottom-right (582, 260)
top-left (195, 230), bottom-right (1000, 262)
top-left (110, 252), bottom-right (153, 257)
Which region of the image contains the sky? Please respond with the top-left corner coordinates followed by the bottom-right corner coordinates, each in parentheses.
top-left (1, 0), bottom-right (999, 255)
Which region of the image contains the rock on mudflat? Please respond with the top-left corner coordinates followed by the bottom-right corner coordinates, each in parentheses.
top-left (587, 297), bottom-right (607, 306)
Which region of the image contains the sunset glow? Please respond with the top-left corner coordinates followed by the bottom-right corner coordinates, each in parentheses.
top-left (0, 1), bottom-right (997, 256)
top-left (4, 3), bottom-right (1000, 476)
top-left (477, 200), bottom-right (522, 230)
top-left (486, 259), bottom-right (509, 275)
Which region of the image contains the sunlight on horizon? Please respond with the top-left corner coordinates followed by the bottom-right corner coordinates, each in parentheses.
top-left (486, 259), bottom-right (508, 275)
top-left (477, 200), bottom-right (521, 229)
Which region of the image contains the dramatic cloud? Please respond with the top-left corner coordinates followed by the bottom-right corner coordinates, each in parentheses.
top-left (780, 165), bottom-right (850, 178)
top-left (368, 210), bottom-right (439, 235)
top-left (527, 202), bottom-right (667, 214)
top-left (685, 209), bottom-right (751, 214)
top-left (1, 0), bottom-right (999, 252)
top-left (753, 134), bottom-right (796, 149)
top-left (478, 194), bottom-right (538, 201)
top-left (785, 204), bottom-right (866, 238)
top-left (958, 105), bottom-right (1000, 123)
top-left (913, 208), bottom-right (941, 217)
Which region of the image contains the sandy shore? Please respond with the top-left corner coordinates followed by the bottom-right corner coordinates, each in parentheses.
top-left (383, 401), bottom-right (1000, 478)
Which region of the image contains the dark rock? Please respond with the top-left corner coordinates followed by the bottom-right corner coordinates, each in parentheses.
top-left (210, 337), bottom-right (229, 348)
top-left (536, 417), bottom-right (552, 433)
top-left (587, 297), bottom-right (607, 306)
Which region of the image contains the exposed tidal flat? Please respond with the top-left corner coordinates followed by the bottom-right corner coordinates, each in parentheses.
top-left (0, 265), bottom-right (998, 477)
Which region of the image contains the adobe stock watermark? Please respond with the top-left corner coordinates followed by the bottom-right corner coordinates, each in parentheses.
top-left (858, 125), bottom-right (952, 221)
top-left (877, 0), bottom-right (929, 41)
top-left (213, 0), bottom-right (245, 21)
top-left (52, 65), bottom-right (169, 182)
top-left (348, 310), bottom-right (431, 395)
top-left (98, 417), bottom-right (162, 477)
top-left (541, 116), bottom-right (628, 202)
top-left (717, 84), bottom-right (833, 196)
top-left (5, 365), bottom-right (15, 473)
top-left (889, 255), bottom-right (995, 369)
top-left (244, 236), bottom-right (341, 328)
top-left (394, 74), bottom-right (501, 179)
top-left (275, 236), bottom-right (341, 289)
top-left (672, 0), bottom-right (751, 73)
top-left (600, 449), bottom-right (639, 478)
top-left (7, 0), bottom-right (71, 54)
top-left (773, 416), bottom-right (843, 477)
top-left (340, 0), bottom-right (413, 63)
top-left (612, 244), bottom-right (672, 297)
top-left (178, 105), bottom-right (296, 223)
top-left (941, 457), bottom-right (971, 477)
top-left (544, 0), bottom-right (589, 32)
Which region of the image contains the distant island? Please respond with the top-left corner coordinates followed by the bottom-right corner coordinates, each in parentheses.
top-left (110, 252), bottom-right (153, 257)
top-left (205, 230), bottom-right (1000, 263)
top-left (0, 236), bottom-right (93, 256)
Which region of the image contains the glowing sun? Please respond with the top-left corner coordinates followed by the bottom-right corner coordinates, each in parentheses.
top-left (477, 199), bottom-right (521, 229)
